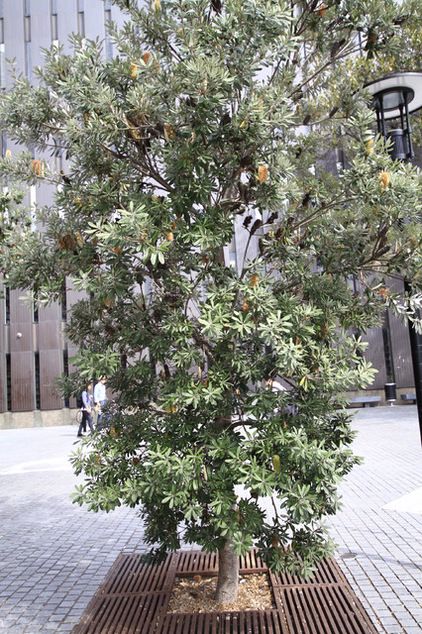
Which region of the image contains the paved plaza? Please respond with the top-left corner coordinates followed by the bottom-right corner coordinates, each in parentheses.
top-left (0, 407), bottom-right (421, 633)
top-left (330, 406), bottom-right (422, 634)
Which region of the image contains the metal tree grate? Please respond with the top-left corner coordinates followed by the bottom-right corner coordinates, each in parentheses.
top-left (72, 550), bottom-right (378, 634)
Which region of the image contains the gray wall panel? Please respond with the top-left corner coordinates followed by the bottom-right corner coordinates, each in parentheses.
top-left (391, 313), bottom-right (414, 388)
top-left (362, 326), bottom-right (387, 390)
top-left (11, 351), bottom-right (35, 411)
top-left (40, 349), bottom-right (63, 409)
top-left (84, 2), bottom-right (105, 41)
top-left (38, 304), bottom-right (62, 350)
top-left (9, 289), bottom-right (33, 327)
top-left (9, 291), bottom-right (35, 411)
top-left (3, 1), bottom-right (25, 87)
top-left (9, 321), bottom-right (32, 354)
top-left (56, 0), bottom-right (78, 52)
top-left (30, 0), bottom-right (52, 71)
top-left (35, 181), bottom-right (55, 209)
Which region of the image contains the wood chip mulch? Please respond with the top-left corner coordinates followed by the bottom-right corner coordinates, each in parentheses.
top-left (167, 573), bottom-right (274, 613)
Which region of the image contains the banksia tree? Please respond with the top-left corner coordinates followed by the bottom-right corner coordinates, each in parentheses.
top-left (1, 0), bottom-right (421, 604)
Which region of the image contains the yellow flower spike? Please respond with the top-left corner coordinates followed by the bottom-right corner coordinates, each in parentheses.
top-left (272, 455), bottom-right (281, 473)
top-left (365, 138), bottom-right (374, 156)
top-left (31, 159), bottom-right (45, 177)
top-left (257, 164), bottom-right (269, 183)
top-left (4, 149), bottom-right (12, 159)
top-left (129, 63), bottom-right (138, 79)
top-left (379, 170), bottom-right (391, 191)
top-left (153, 0), bottom-right (161, 11)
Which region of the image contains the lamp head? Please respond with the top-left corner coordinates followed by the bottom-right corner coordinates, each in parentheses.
top-left (365, 72), bottom-right (422, 161)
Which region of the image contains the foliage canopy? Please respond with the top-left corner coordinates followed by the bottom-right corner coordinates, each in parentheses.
top-left (1, 0), bottom-right (421, 594)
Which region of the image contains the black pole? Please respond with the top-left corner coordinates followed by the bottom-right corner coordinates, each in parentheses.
top-left (379, 95), bottom-right (386, 138)
top-left (404, 98), bottom-right (414, 159)
top-left (404, 279), bottom-right (422, 444)
top-left (382, 309), bottom-right (397, 403)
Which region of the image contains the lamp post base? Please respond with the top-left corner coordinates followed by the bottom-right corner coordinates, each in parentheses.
top-left (384, 382), bottom-right (397, 404)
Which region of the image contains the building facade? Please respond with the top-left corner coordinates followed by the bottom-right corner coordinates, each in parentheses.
top-left (0, 0), bottom-right (127, 426)
top-left (0, 1), bottom-right (416, 428)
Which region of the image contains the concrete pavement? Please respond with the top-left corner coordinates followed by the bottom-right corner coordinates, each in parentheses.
top-left (329, 406), bottom-right (422, 634)
top-left (0, 426), bottom-right (145, 633)
top-left (0, 407), bottom-right (421, 633)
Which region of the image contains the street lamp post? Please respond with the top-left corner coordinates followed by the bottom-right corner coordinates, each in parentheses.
top-left (365, 72), bottom-right (422, 443)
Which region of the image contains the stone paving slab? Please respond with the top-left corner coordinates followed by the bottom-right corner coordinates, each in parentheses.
top-left (0, 408), bottom-right (421, 633)
top-left (0, 426), bottom-right (145, 633)
top-left (329, 406), bottom-right (422, 634)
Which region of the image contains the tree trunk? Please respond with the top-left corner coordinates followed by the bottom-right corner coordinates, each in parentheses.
top-left (215, 538), bottom-right (240, 604)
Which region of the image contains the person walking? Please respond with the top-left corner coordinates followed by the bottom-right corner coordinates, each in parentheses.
top-left (93, 376), bottom-right (108, 431)
top-left (77, 382), bottom-right (94, 437)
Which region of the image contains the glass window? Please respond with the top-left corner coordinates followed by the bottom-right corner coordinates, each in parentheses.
top-left (104, 9), bottom-right (113, 59)
top-left (51, 13), bottom-right (58, 41)
top-left (77, 11), bottom-right (85, 38)
top-left (4, 286), bottom-right (10, 324)
top-left (24, 15), bottom-right (31, 42)
top-left (34, 352), bottom-right (40, 410)
top-left (6, 353), bottom-right (11, 411)
top-left (0, 43), bottom-right (6, 89)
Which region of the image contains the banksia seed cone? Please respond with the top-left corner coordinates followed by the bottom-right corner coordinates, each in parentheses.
top-left (164, 123), bottom-right (176, 141)
top-left (249, 273), bottom-right (260, 287)
top-left (128, 125), bottom-right (142, 141)
top-left (142, 51), bottom-right (152, 64)
top-left (58, 234), bottom-right (77, 251)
